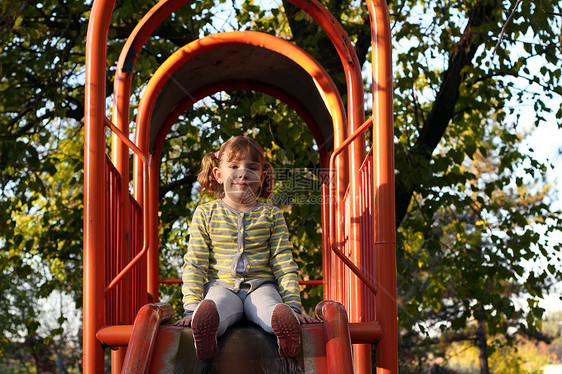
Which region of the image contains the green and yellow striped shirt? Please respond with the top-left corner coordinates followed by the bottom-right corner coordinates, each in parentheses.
top-left (182, 199), bottom-right (302, 314)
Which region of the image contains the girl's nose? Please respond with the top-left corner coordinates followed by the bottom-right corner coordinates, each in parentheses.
top-left (234, 169), bottom-right (248, 178)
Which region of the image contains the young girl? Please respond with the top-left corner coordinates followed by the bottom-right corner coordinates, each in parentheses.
top-left (174, 136), bottom-right (314, 361)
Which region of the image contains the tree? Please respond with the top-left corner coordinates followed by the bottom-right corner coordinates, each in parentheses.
top-left (388, 1), bottom-right (562, 371)
top-left (1, 0), bottom-right (561, 370)
top-left (398, 128), bottom-right (560, 371)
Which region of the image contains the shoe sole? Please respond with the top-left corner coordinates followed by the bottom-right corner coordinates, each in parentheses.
top-left (271, 304), bottom-right (301, 358)
top-left (192, 300), bottom-right (220, 361)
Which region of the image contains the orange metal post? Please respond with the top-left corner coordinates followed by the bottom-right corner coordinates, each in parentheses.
top-left (111, 55), bottom-right (133, 365)
top-left (84, 0), bottom-right (116, 373)
top-left (111, 13), bottom-right (133, 373)
top-left (110, 0), bottom-right (133, 339)
top-left (148, 155), bottom-right (160, 301)
top-left (366, 0), bottom-right (398, 372)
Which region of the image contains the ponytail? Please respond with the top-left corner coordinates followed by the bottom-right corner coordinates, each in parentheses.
top-left (197, 152), bottom-right (222, 197)
top-left (259, 160), bottom-right (275, 199)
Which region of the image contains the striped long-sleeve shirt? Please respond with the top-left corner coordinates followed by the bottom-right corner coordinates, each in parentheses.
top-left (182, 199), bottom-right (302, 314)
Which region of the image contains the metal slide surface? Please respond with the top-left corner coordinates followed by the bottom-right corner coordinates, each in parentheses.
top-left (147, 323), bottom-right (327, 374)
top-left (121, 301), bottom-right (355, 374)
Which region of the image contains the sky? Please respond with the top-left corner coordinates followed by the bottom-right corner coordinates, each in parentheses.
top-left (521, 101), bottom-right (562, 314)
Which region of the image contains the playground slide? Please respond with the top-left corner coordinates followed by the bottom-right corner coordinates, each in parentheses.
top-left (120, 301), bottom-right (355, 374)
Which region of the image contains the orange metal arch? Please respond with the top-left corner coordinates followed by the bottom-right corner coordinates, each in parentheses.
top-left (148, 80), bottom-right (346, 303)
top-left (112, 0), bottom-right (363, 143)
top-left (112, 0), bottom-right (365, 215)
top-left (132, 30), bottom-right (348, 204)
top-left (133, 32), bottom-right (349, 302)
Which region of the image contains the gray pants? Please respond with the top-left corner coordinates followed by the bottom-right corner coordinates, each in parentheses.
top-left (194, 283), bottom-right (282, 337)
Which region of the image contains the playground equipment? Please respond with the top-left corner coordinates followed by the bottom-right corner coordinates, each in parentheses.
top-left (84, 0), bottom-right (395, 373)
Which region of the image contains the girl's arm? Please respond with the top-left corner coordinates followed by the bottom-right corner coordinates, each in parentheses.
top-left (181, 206), bottom-right (211, 314)
top-left (269, 208), bottom-right (302, 314)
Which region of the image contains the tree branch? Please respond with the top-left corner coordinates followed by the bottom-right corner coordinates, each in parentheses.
top-left (159, 175), bottom-right (197, 199)
top-left (395, 1), bottom-right (498, 226)
top-left (492, 0), bottom-right (523, 55)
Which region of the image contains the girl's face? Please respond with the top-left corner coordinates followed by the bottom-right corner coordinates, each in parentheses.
top-left (212, 151), bottom-right (266, 210)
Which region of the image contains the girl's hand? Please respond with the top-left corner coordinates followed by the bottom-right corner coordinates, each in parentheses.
top-left (296, 311), bottom-right (318, 324)
top-left (174, 315), bottom-right (193, 327)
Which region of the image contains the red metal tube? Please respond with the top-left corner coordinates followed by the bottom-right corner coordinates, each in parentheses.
top-left (349, 321), bottom-right (383, 344)
top-left (147, 150), bottom-right (160, 301)
top-left (96, 325), bottom-right (134, 347)
top-left (321, 301), bottom-right (354, 374)
top-left (121, 303), bottom-right (175, 374)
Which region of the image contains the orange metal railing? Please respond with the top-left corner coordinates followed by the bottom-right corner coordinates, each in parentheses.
top-left (328, 115), bottom-right (382, 374)
top-left (343, 152), bottom-right (377, 319)
top-left (328, 117), bottom-right (378, 297)
top-left (105, 156), bottom-right (122, 326)
top-left (128, 195), bottom-right (145, 322)
top-left (102, 116), bottom-right (152, 330)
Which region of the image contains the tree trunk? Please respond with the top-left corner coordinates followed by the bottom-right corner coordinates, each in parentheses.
top-left (476, 308), bottom-right (490, 374)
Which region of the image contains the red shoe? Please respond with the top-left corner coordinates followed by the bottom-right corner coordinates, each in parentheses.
top-left (191, 299), bottom-right (220, 361)
top-left (271, 304), bottom-right (301, 358)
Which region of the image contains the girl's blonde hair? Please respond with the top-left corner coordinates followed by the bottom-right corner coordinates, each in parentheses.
top-left (197, 136), bottom-right (275, 199)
